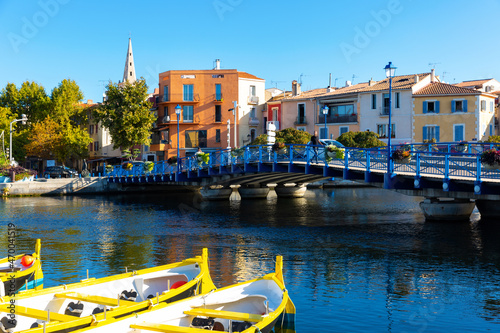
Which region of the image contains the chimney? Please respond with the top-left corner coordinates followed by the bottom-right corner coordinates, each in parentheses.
top-left (327, 87), bottom-right (335, 93)
top-left (87, 99), bottom-right (93, 104)
top-left (345, 80), bottom-right (352, 87)
top-left (369, 78), bottom-right (376, 86)
top-left (292, 80), bottom-right (301, 96)
top-left (431, 68), bottom-right (435, 83)
top-left (414, 75), bottom-right (419, 83)
top-left (214, 59), bottom-right (221, 70)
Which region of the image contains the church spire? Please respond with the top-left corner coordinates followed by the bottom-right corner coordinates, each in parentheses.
top-left (122, 38), bottom-right (136, 84)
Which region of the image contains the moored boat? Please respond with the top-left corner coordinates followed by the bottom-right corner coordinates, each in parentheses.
top-left (73, 256), bottom-right (295, 333)
top-left (0, 248), bottom-right (214, 332)
top-left (0, 239), bottom-right (43, 296)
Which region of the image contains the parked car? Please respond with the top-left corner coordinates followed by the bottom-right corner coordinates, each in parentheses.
top-left (43, 166), bottom-right (79, 178)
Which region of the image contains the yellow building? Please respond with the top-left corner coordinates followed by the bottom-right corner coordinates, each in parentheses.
top-left (412, 82), bottom-right (497, 142)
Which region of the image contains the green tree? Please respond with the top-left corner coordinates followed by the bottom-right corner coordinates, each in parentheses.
top-left (93, 78), bottom-right (154, 150)
top-left (484, 136), bottom-right (500, 143)
top-left (0, 81), bottom-right (51, 123)
top-left (250, 128), bottom-right (311, 145)
top-left (50, 79), bottom-right (86, 124)
top-left (337, 131), bottom-right (386, 148)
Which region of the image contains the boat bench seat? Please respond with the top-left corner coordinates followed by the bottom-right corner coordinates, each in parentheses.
top-left (54, 292), bottom-right (136, 307)
top-left (130, 322), bottom-right (218, 333)
top-left (0, 304), bottom-right (75, 322)
top-left (184, 308), bottom-right (264, 322)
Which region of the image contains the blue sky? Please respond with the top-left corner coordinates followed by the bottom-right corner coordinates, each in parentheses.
top-left (1, 0), bottom-right (499, 102)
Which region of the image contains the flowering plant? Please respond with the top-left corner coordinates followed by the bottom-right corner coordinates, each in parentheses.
top-left (143, 161), bottom-right (154, 173)
top-left (326, 145), bottom-right (345, 159)
top-left (123, 162), bottom-right (133, 170)
top-left (392, 149), bottom-right (411, 161)
top-left (272, 141), bottom-right (286, 152)
top-left (480, 149), bottom-right (500, 166)
top-left (105, 165), bottom-right (114, 173)
top-left (196, 152), bottom-right (210, 165)
top-left (231, 147), bottom-right (244, 157)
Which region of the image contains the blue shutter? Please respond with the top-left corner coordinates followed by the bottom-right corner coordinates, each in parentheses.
top-left (451, 101), bottom-right (455, 113)
top-left (436, 126), bottom-right (440, 142)
top-left (423, 126), bottom-right (428, 141)
top-left (463, 100), bottom-right (468, 112)
top-left (423, 101), bottom-right (428, 114)
top-left (435, 101), bottom-right (440, 113)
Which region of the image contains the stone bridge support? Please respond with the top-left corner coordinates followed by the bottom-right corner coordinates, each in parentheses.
top-left (238, 184), bottom-right (270, 199)
top-left (274, 183), bottom-right (308, 198)
top-left (419, 198), bottom-right (476, 221)
top-left (475, 200), bottom-right (500, 220)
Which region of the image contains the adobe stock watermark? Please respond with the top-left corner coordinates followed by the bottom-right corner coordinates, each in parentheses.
top-left (8, 0), bottom-right (71, 54)
top-left (340, 0), bottom-right (405, 63)
top-left (213, 0), bottom-right (243, 21)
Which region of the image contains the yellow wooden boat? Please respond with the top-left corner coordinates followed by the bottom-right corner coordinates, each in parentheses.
top-left (72, 256), bottom-right (295, 333)
top-left (0, 239), bottom-right (43, 297)
top-left (0, 248), bottom-right (214, 333)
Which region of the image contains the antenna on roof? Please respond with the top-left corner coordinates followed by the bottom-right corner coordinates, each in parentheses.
top-left (442, 71), bottom-right (448, 82)
top-left (270, 80), bottom-right (285, 89)
top-left (334, 77), bottom-right (343, 87)
top-left (352, 74), bottom-right (358, 84)
top-left (429, 62), bottom-right (440, 69)
top-left (299, 73), bottom-right (310, 85)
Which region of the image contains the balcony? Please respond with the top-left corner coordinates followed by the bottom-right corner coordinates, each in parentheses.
top-left (294, 116), bottom-right (307, 125)
top-left (380, 107), bottom-right (390, 115)
top-left (247, 96), bottom-right (259, 105)
top-left (150, 143), bottom-right (170, 152)
top-left (157, 94), bottom-right (200, 104)
top-left (248, 117), bottom-right (259, 126)
top-left (318, 114), bottom-right (358, 124)
top-left (214, 93), bottom-right (223, 103)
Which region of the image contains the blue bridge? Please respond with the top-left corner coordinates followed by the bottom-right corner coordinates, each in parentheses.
top-left (106, 142), bottom-right (500, 220)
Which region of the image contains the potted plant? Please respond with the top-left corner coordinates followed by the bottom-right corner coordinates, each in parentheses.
top-left (105, 165), bottom-right (114, 174)
top-left (231, 147), bottom-right (244, 158)
top-left (392, 149), bottom-right (411, 164)
top-left (272, 141), bottom-right (287, 154)
top-left (143, 161), bottom-right (154, 173)
top-left (480, 149), bottom-right (500, 170)
top-left (123, 162), bottom-right (133, 171)
top-left (196, 152), bottom-right (210, 165)
top-left (326, 145), bottom-right (345, 159)
top-left (456, 141), bottom-right (468, 153)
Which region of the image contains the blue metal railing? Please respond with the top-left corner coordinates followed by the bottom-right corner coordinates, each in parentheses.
top-left (104, 142), bottom-right (500, 183)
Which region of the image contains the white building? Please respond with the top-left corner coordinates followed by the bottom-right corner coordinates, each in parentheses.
top-left (237, 72), bottom-right (266, 144)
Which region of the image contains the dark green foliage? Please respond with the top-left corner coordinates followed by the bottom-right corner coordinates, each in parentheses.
top-left (250, 128), bottom-right (311, 145)
top-left (337, 131), bottom-right (386, 148)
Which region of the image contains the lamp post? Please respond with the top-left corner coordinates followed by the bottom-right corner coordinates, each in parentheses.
top-left (322, 105), bottom-right (329, 139)
top-left (384, 61), bottom-right (397, 174)
top-left (9, 114), bottom-right (27, 163)
top-left (175, 104), bottom-right (181, 173)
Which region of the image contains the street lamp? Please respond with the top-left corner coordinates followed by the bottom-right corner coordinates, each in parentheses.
top-left (9, 114), bottom-right (27, 163)
top-left (322, 105), bottom-right (329, 139)
top-left (384, 61), bottom-right (397, 174)
top-left (175, 104), bottom-right (181, 173)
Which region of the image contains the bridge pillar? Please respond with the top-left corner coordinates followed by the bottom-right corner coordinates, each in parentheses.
top-left (419, 198), bottom-right (475, 221)
top-left (475, 200), bottom-right (500, 220)
top-left (200, 185), bottom-right (233, 201)
top-left (238, 185), bottom-right (270, 199)
top-left (274, 183), bottom-right (308, 198)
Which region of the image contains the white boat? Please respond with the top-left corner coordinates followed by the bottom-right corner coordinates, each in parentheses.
top-left (73, 256), bottom-right (295, 333)
top-left (0, 249), bottom-right (214, 332)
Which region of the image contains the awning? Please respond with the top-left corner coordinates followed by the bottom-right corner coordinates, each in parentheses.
top-left (152, 126), bottom-right (169, 132)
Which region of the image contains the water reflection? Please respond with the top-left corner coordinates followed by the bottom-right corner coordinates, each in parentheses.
top-left (1, 189), bottom-right (500, 331)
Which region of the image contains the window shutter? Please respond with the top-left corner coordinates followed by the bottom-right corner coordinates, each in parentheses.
top-left (422, 126), bottom-right (427, 141)
top-left (435, 101), bottom-right (440, 113)
top-left (463, 100), bottom-right (468, 112)
top-left (423, 101), bottom-right (428, 114)
top-left (436, 126), bottom-right (440, 142)
top-left (451, 101), bottom-right (455, 113)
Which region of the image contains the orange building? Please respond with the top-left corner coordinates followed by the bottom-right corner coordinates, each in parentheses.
top-left (151, 64), bottom-right (265, 160)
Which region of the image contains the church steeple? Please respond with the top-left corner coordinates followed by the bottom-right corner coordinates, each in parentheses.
top-left (122, 38), bottom-right (136, 84)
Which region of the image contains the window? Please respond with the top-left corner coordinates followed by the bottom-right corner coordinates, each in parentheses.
top-left (423, 125), bottom-right (440, 142)
top-left (129, 72), bottom-right (132, 76)
top-left (89, 143), bottom-right (93, 152)
top-left (383, 93), bottom-right (390, 115)
top-left (297, 104), bottom-right (305, 123)
top-left (339, 126), bottom-right (349, 135)
top-left (163, 86), bottom-right (169, 101)
top-left (250, 107), bottom-right (256, 118)
top-left (94, 141), bottom-right (99, 151)
top-left (215, 105), bottom-right (222, 122)
top-left (452, 100), bottom-right (467, 113)
top-left (371, 94), bottom-right (377, 109)
top-left (250, 85), bottom-right (256, 96)
top-left (160, 129), bottom-right (169, 144)
top-left (423, 101), bottom-right (440, 113)
top-left (183, 84), bottom-right (194, 101)
top-left (215, 84), bottom-right (222, 101)
top-left (490, 124), bottom-right (494, 136)
top-left (163, 106), bottom-right (168, 122)
top-left (297, 126), bottom-right (306, 132)
top-left (453, 124), bottom-right (464, 142)
top-left (89, 125), bottom-right (94, 134)
top-left (185, 130), bottom-right (207, 148)
top-left (95, 124), bottom-right (98, 133)
top-left (319, 127), bottom-right (328, 140)
top-left (491, 101), bottom-right (495, 112)
top-left (395, 92), bottom-right (400, 108)
top-left (481, 100), bottom-right (486, 111)
top-left (377, 124), bottom-right (395, 138)
top-left (183, 105), bottom-right (193, 122)
top-left (250, 129), bottom-right (256, 142)
top-left (215, 129), bottom-right (220, 143)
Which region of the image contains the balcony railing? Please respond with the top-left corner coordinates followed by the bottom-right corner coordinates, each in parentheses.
top-left (249, 117), bottom-right (259, 126)
top-left (248, 96), bottom-right (259, 105)
top-left (294, 116), bottom-right (307, 125)
top-left (318, 114), bottom-right (358, 124)
top-left (380, 107), bottom-right (390, 115)
top-left (214, 93), bottom-right (223, 102)
top-left (157, 94), bottom-right (200, 103)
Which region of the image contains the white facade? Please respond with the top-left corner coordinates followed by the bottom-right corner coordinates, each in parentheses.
top-left (238, 77), bottom-right (266, 145)
top-left (477, 94), bottom-right (497, 140)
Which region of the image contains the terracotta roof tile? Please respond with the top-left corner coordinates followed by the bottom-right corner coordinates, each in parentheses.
top-left (360, 73), bottom-right (431, 92)
top-left (285, 88), bottom-right (331, 100)
top-left (454, 79), bottom-right (492, 88)
top-left (268, 91), bottom-right (293, 102)
top-left (413, 82), bottom-right (480, 96)
top-left (238, 72), bottom-right (264, 80)
top-left (320, 82), bottom-right (370, 97)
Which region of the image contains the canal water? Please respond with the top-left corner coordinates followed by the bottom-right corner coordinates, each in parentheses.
top-left (1, 187), bottom-right (500, 332)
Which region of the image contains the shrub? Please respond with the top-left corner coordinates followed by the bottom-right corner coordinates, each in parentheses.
top-left (250, 128), bottom-right (311, 145)
top-left (392, 149), bottom-right (411, 160)
top-left (480, 149), bottom-right (500, 166)
top-left (143, 161), bottom-right (154, 173)
top-left (167, 156), bottom-right (177, 165)
top-left (337, 131), bottom-right (386, 148)
top-left (272, 142), bottom-right (286, 152)
top-left (484, 136), bottom-right (500, 143)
